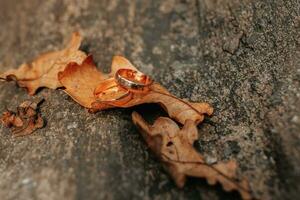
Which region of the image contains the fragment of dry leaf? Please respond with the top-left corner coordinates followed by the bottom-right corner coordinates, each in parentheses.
top-left (1, 100), bottom-right (44, 137)
top-left (58, 55), bottom-right (107, 108)
top-left (132, 111), bottom-right (253, 200)
top-left (0, 32), bottom-right (86, 95)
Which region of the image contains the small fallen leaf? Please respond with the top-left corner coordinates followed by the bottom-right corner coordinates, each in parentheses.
top-left (0, 32), bottom-right (86, 95)
top-left (132, 112), bottom-right (252, 200)
top-left (1, 100), bottom-right (44, 137)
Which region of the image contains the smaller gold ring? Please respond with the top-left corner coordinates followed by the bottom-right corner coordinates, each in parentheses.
top-left (115, 69), bottom-right (153, 92)
top-left (94, 78), bottom-right (118, 96)
top-left (97, 91), bottom-right (131, 103)
top-left (95, 92), bottom-right (132, 106)
top-left (96, 87), bottom-right (131, 104)
top-left (94, 78), bottom-right (131, 104)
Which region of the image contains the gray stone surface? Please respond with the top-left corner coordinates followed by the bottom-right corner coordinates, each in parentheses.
top-left (0, 0), bottom-right (299, 199)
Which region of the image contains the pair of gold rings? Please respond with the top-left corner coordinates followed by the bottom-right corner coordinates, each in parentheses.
top-left (94, 69), bottom-right (153, 104)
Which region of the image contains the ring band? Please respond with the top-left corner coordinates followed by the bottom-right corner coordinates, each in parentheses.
top-left (94, 78), bottom-right (131, 104)
top-left (115, 69), bottom-right (153, 92)
top-left (97, 90), bottom-right (131, 105)
top-left (94, 78), bottom-right (118, 96)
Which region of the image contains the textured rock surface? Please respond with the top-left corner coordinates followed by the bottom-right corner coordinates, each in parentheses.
top-left (0, 0), bottom-right (299, 199)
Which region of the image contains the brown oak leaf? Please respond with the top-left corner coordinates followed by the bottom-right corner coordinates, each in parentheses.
top-left (1, 100), bottom-right (44, 137)
top-left (132, 111), bottom-right (252, 200)
top-left (0, 32), bottom-right (86, 95)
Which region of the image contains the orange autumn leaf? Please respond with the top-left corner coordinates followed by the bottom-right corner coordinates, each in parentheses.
top-left (132, 112), bottom-right (252, 200)
top-left (0, 32), bottom-right (86, 95)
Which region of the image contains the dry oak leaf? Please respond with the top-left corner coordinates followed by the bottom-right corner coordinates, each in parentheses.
top-left (0, 32), bottom-right (86, 95)
top-left (132, 111), bottom-right (252, 200)
top-left (1, 100), bottom-right (44, 137)
top-left (58, 55), bottom-right (139, 108)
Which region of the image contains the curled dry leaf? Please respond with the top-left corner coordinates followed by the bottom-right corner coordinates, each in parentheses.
top-left (0, 32), bottom-right (86, 95)
top-left (132, 112), bottom-right (252, 200)
top-left (1, 100), bottom-right (44, 137)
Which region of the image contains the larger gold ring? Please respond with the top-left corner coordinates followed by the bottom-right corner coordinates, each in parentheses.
top-left (115, 69), bottom-right (153, 93)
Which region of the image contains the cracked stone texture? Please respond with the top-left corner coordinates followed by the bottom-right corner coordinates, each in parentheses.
top-left (0, 0), bottom-right (299, 200)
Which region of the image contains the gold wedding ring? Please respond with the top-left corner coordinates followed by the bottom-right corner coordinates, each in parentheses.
top-left (94, 78), bottom-right (131, 104)
top-left (115, 69), bottom-right (153, 93)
